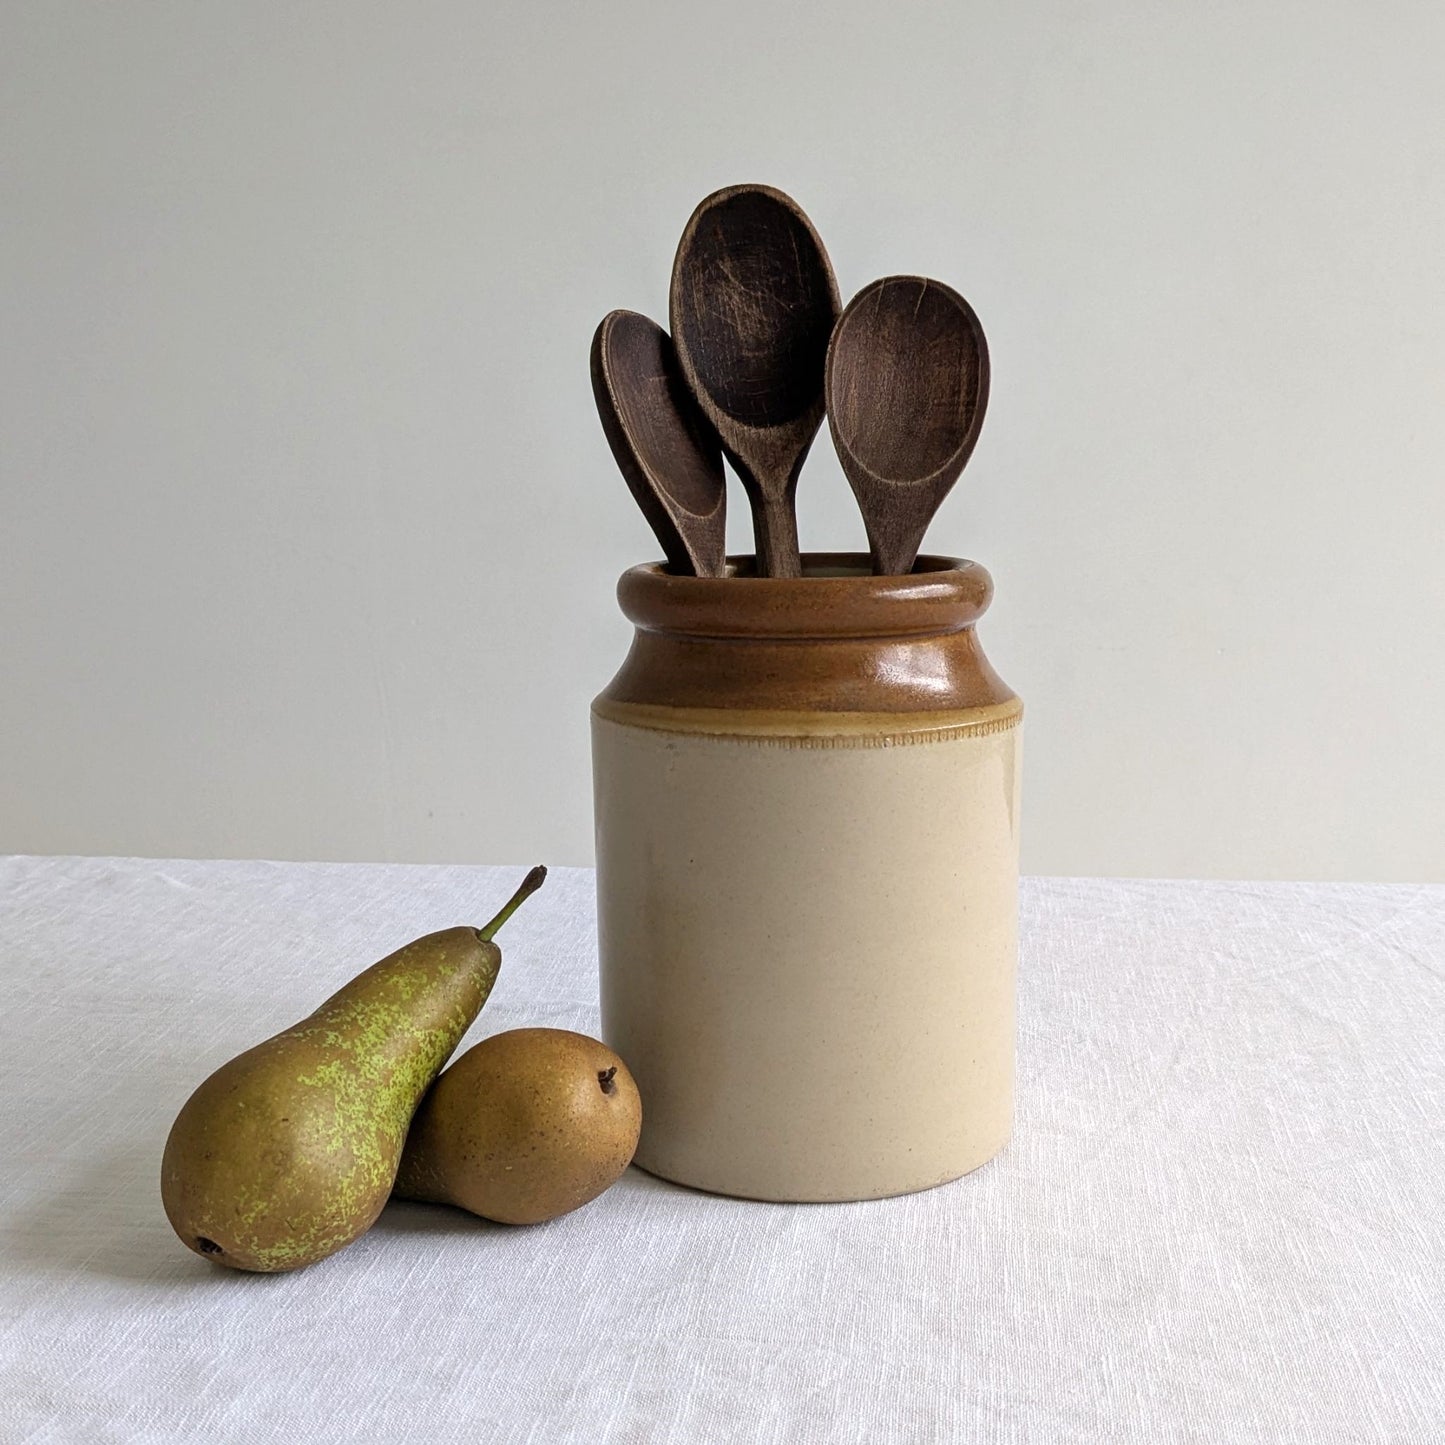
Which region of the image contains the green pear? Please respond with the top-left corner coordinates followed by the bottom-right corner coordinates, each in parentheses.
top-left (160, 866), bottom-right (546, 1272)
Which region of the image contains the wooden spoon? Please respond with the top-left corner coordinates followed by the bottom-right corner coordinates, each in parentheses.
top-left (670, 184), bottom-right (840, 578)
top-left (826, 275), bottom-right (990, 576)
top-left (590, 309), bottom-right (727, 577)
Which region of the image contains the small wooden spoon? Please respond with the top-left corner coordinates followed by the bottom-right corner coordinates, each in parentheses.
top-left (590, 310), bottom-right (727, 577)
top-left (826, 276), bottom-right (990, 575)
top-left (670, 184), bottom-right (840, 578)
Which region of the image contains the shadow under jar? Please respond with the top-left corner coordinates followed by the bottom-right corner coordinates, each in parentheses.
top-left (591, 554), bottom-right (1022, 1202)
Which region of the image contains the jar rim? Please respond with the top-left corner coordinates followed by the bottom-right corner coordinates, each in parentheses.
top-left (617, 552), bottom-right (993, 640)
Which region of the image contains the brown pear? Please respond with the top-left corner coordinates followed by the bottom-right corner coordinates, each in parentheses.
top-left (160, 867), bottom-right (546, 1271)
top-left (394, 1028), bottom-right (641, 1225)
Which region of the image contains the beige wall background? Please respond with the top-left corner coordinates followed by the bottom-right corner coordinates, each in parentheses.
top-left (3, 2), bottom-right (1442, 881)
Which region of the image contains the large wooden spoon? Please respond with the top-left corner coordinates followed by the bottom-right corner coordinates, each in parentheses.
top-left (590, 310), bottom-right (727, 577)
top-left (670, 184), bottom-right (840, 578)
top-left (826, 276), bottom-right (990, 575)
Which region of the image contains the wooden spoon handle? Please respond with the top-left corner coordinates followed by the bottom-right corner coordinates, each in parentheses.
top-left (864, 495), bottom-right (934, 576)
top-left (747, 492), bottom-right (802, 579)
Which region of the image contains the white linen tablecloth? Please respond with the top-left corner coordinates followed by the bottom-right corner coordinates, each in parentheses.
top-left (1, 855), bottom-right (1441, 1443)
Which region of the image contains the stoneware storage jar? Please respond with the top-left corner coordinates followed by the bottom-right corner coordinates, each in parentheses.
top-left (592, 554), bottom-right (1021, 1202)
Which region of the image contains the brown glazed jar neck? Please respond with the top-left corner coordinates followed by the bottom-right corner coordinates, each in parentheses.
top-left (598, 553), bottom-right (1019, 720)
top-left (616, 552), bottom-right (993, 641)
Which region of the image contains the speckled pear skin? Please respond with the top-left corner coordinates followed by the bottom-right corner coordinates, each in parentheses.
top-left (161, 868), bottom-right (546, 1273)
top-left (393, 1028), bottom-right (641, 1225)
top-left (160, 927), bottom-right (498, 1272)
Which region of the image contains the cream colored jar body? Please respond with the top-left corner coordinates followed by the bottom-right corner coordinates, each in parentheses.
top-left (593, 711), bottom-right (1021, 1201)
top-left (591, 555), bottom-right (1021, 1202)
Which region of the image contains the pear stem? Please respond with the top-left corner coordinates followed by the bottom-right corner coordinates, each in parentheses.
top-left (475, 865), bottom-right (548, 942)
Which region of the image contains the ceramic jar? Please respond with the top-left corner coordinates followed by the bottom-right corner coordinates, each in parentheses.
top-left (592, 554), bottom-right (1022, 1202)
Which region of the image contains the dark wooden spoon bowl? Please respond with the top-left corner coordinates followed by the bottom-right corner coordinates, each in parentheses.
top-left (825, 275), bottom-right (990, 576)
top-left (591, 310), bottom-right (727, 577)
top-left (670, 184), bottom-right (840, 578)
